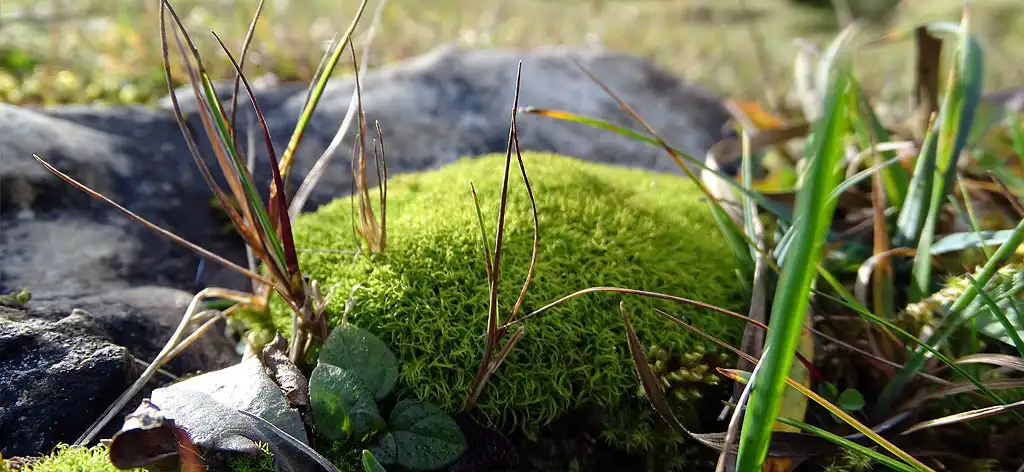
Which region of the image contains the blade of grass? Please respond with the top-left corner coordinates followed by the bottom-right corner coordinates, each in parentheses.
top-left (288, 0), bottom-right (389, 219)
top-left (469, 183), bottom-right (493, 277)
top-left (774, 415), bottom-right (918, 472)
top-left (227, 0), bottom-right (265, 140)
top-left (567, 63), bottom-right (756, 278)
top-left (723, 368), bottom-right (934, 472)
top-left (733, 66), bottom-right (851, 472)
top-left (508, 286), bottom-right (949, 385)
top-left (848, 81), bottom-right (910, 206)
top-left (878, 215), bottom-right (1024, 411)
top-left (276, 0), bottom-right (370, 181)
top-left (963, 273), bottom-right (1024, 358)
top-left (900, 397), bottom-right (1024, 435)
top-left (622, 304), bottom-right (832, 458)
top-left (212, 32), bottom-right (300, 283)
top-left (521, 107), bottom-right (794, 224)
top-left (909, 6), bottom-right (984, 301)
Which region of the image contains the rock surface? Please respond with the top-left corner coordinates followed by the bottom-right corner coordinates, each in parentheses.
top-left (163, 44), bottom-right (733, 211)
top-left (27, 286), bottom-right (240, 375)
top-left (0, 305), bottom-right (136, 457)
top-left (0, 103), bottom-right (248, 296)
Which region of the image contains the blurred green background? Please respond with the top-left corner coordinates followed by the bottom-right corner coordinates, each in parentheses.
top-left (1, 0), bottom-right (1021, 106)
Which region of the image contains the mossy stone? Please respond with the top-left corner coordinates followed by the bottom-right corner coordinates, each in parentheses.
top-left (255, 152), bottom-right (748, 455)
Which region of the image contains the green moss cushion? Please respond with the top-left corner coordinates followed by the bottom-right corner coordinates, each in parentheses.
top-left (259, 152), bottom-right (747, 445)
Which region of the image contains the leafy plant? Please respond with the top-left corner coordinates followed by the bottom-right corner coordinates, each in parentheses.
top-left (310, 323), bottom-right (467, 470)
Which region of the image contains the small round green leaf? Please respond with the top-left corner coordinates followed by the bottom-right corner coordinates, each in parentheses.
top-left (837, 388), bottom-right (866, 411)
top-left (309, 363), bottom-right (384, 442)
top-left (384, 399), bottom-right (467, 471)
top-left (318, 324), bottom-right (399, 401)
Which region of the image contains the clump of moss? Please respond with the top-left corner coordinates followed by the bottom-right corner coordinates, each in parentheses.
top-left (13, 444), bottom-right (140, 472)
top-left (250, 152), bottom-right (748, 460)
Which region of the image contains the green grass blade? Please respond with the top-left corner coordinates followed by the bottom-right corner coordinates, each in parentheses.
top-left (773, 416), bottom-right (918, 472)
top-left (910, 10), bottom-right (985, 300)
top-left (522, 107), bottom-right (795, 223)
top-left (894, 128), bottom-right (938, 248)
top-left (882, 220), bottom-right (1024, 413)
top-left (733, 69), bottom-right (851, 471)
top-left (849, 80), bottom-right (910, 207)
top-left (199, 72), bottom-right (289, 274)
top-left (278, 0), bottom-right (370, 179)
top-left (724, 368), bottom-right (933, 472)
top-left (964, 273), bottom-right (1024, 359)
top-left (213, 32), bottom-right (301, 279)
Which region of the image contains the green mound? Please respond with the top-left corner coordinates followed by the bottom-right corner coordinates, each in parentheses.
top-left (253, 152), bottom-right (748, 459)
top-left (10, 444), bottom-right (140, 472)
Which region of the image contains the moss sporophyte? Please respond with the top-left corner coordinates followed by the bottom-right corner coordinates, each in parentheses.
top-left (238, 151), bottom-right (749, 465)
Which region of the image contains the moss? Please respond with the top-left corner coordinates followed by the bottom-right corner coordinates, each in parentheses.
top-left (250, 152), bottom-right (748, 460)
top-left (15, 444), bottom-right (140, 472)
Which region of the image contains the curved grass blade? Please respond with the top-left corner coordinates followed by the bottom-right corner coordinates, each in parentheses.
top-left (900, 397), bottom-right (1024, 435)
top-left (774, 415), bottom-right (918, 472)
top-left (955, 353), bottom-right (1024, 373)
top-left (509, 286), bottom-right (946, 385)
top-left (238, 410), bottom-right (341, 472)
top-left (848, 80), bottom-right (910, 206)
top-left (734, 66), bottom-right (851, 472)
top-left (621, 304), bottom-right (833, 458)
top-left (722, 368), bottom-right (933, 472)
top-left (963, 273), bottom-right (1024, 358)
top-left (227, 0), bottom-right (265, 139)
top-left (521, 106), bottom-right (794, 224)
top-left (288, 0), bottom-right (389, 220)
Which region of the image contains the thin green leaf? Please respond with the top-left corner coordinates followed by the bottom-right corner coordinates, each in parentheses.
top-left (522, 106), bottom-right (795, 223)
top-left (849, 80), bottom-right (910, 206)
top-left (774, 415), bottom-right (918, 472)
top-left (734, 67), bottom-right (851, 471)
top-left (278, 0), bottom-right (370, 179)
top-left (469, 183), bottom-right (493, 278)
top-left (963, 273), bottom-right (1024, 358)
top-left (930, 229), bottom-right (1018, 255)
top-left (724, 369), bottom-right (933, 472)
top-left (878, 216), bottom-right (1024, 411)
top-left (31, 155), bottom-right (271, 286)
top-left (213, 32), bottom-right (300, 279)
top-left (894, 127), bottom-right (938, 249)
top-left (910, 8), bottom-right (984, 300)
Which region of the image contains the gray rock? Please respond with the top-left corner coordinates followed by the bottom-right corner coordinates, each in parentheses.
top-left (0, 306), bottom-right (136, 457)
top-left (162, 44), bottom-right (733, 212)
top-left (28, 286), bottom-right (239, 376)
top-left (0, 103), bottom-right (248, 297)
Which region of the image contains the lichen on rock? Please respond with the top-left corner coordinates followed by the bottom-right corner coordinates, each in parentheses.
top-left (245, 152), bottom-right (749, 460)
